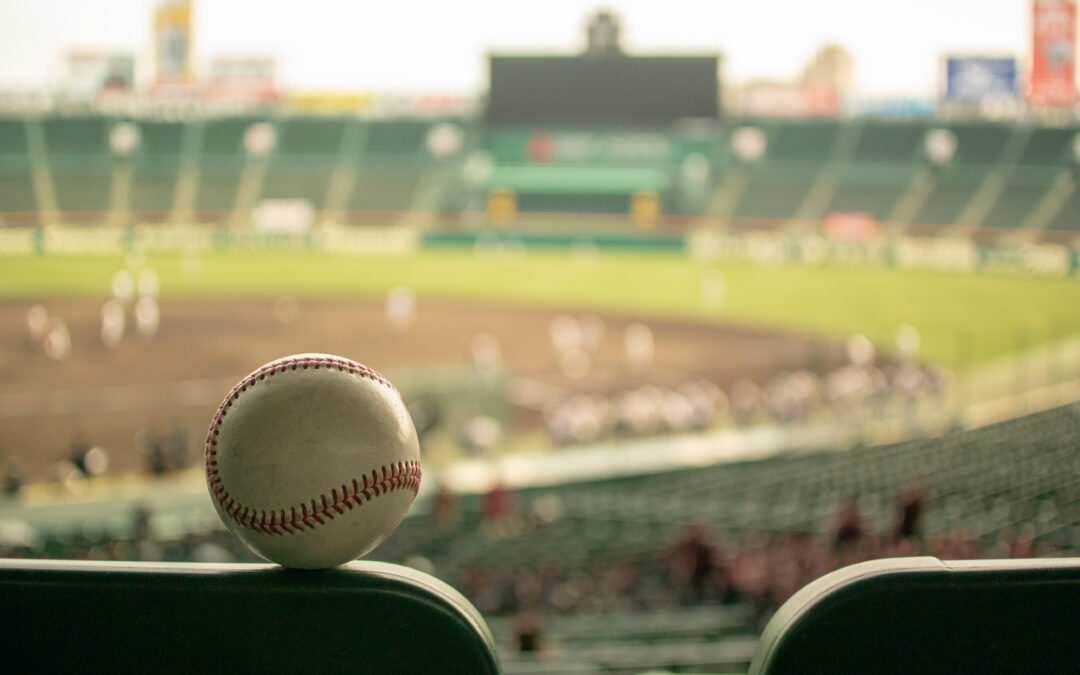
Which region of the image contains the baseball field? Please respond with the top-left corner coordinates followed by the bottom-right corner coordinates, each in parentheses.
top-left (5, 247), bottom-right (1080, 366)
top-left (3, 246), bottom-right (1080, 481)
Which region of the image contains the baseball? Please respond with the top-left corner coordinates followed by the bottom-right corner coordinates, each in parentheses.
top-left (204, 354), bottom-right (421, 569)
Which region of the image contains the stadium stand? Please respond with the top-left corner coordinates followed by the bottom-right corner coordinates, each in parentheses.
top-left (823, 121), bottom-right (926, 220)
top-left (3, 402), bottom-right (1078, 672)
top-left (1018, 126), bottom-right (1076, 166)
top-left (345, 119), bottom-right (431, 221)
top-left (948, 122), bottom-right (1014, 165)
top-left (129, 120), bottom-right (186, 223)
top-left (766, 120), bottom-right (843, 163)
top-left (913, 163), bottom-right (993, 227)
top-left (42, 115), bottom-right (112, 219)
top-left (258, 115), bottom-right (348, 209)
top-left (982, 170), bottom-right (1055, 229)
top-left (1048, 189), bottom-right (1080, 231)
top-left (731, 165), bottom-right (818, 224)
top-left (4, 113), bottom-right (1077, 238)
top-left (0, 117), bottom-right (38, 223)
top-left (193, 116), bottom-right (264, 221)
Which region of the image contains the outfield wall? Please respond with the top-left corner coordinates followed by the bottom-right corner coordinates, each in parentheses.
top-left (1, 223), bottom-right (1077, 278)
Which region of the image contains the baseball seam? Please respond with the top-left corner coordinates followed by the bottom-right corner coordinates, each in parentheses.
top-left (204, 355), bottom-right (420, 536)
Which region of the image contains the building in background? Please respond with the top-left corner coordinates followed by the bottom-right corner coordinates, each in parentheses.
top-left (1028, 0), bottom-right (1077, 107)
top-left (152, 0), bottom-right (194, 93)
top-left (204, 55), bottom-right (279, 105)
top-left (801, 44), bottom-right (855, 99)
top-left (735, 44), bottom-right (853, 118)
top-left (64, 50), bottom-right (136, 103)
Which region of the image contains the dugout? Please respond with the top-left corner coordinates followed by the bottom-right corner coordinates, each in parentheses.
top-left (475, 12), bottom-right (721, 223)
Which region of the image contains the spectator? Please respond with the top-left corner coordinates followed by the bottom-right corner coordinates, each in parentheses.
top-left (895, 480), bottom-right (926, 543)
top-left (3, 456), bottom-right (23, 498)
top-left (833, 498), bottom-right (864, 552)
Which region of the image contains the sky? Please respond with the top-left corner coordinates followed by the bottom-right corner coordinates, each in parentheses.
top-left (0, 0), bottom-right (1046, 97)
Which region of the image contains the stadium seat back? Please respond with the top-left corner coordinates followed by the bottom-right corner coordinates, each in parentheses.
top-left (0, 558), bottom-right (499, 675)
top-left (749, 556), bottom-right (1080, 675)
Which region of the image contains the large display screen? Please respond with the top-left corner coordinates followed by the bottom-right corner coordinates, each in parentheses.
top-left (486, 55), bottom-right (720, 126)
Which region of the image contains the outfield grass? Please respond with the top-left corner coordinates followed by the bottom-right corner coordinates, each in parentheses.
top-left (3, 248), bottom-right (1080, 370)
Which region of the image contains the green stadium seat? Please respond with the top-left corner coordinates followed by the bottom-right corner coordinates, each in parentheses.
top-left (0, 118), bottom-right (38, 221)
top-left (43, 117), bottom-right (113, 218)
top-left (733, 167), bottom-right (817, 221)
top-left (42, 117), bottom-right (109, 155)
top-left (827, 164), bottom-right (918, 219)
top-left (768, 121), bottom-right (841, 162)
top-left (949, 123), bottom-right (1010, 165)
top-left (345, 169), bottom-right (425, 220)
top-left (259, 118), bottom-right (348, 209)
top-left (1017, 127), bottom-right (1077, 166)
top-left (1047, 190), bottom-right (1080, 231)
top-left (914, 165), bottom-right (991, 226)
top-left (0, 558), bottom-right (499, 675)
top-left (131, 121), bottom-right (186, 221)
top-left (363, 120), bottom-right (428, 162)
top-left (851, 121), bottom-right (928, 162)
top-left (982, 170), bottom-right (1055, 229)
top-left (276, 116), bottom-right (348, 156)
top-left (749, 556), bottom-right (1080, 675)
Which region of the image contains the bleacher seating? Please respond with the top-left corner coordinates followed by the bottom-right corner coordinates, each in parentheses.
top-left (850, 120), bottom-right (929, 163)
top-left (2, 112), bottom-right (1076, 236)
top-left (193, 116), bottom-right (263, 219)
top-left (382, 404), bottom-right (1080, 597)
top-left (130, 120), bottom-right (185, 222)
top-left (42, 116), bottom-right (112, 217)
top-left (914, 164), bottom-right (991, 226)
top-left (1018, 127), bottom-right (1075, 166)
top-left (982, 171), bottom-right (1054, 229)
top-left (948, 122), bottom-right (1012, 165)
top-left (767, 120), bottom-right (842, 163)
top-left (0, 118), bottom-right (37, 222)
top-left (4, 401), bottom-right (1078, 674)
top-left (1048, 189), bottom-right (1080, 231)
top-left (827, 163), bottom-right (916, 219)
top-left (342, 120), bottom-right (432, 221)
top-left (732, 166), bottom-right (817, 222)
top-left (259, 116), bottom-right (348, 208)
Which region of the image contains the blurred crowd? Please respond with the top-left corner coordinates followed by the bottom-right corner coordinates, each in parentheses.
top-left (444, 481), bottom-right (1054, 640)
top-left (0, 471), bottom-right (1062, 658)
top-left (541, 360), bottom-right (948, 445)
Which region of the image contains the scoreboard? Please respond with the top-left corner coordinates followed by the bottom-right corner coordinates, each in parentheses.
top-left (485, 55), bottom-right (720, 127)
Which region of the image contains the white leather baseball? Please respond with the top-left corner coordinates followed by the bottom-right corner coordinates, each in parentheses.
top-left (205, 354), bottom-right (421, 569)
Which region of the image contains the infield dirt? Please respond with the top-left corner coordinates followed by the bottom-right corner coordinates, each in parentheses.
top-left (1, 296), bottom-right (848, 480)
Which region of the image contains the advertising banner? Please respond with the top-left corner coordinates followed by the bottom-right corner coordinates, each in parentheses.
top-left (945, 56), bottom-right (1019, 102)
top-left (1029, 0), bottom-right (1077, 106)
top-left (153, 0), bottom-right (192, 89)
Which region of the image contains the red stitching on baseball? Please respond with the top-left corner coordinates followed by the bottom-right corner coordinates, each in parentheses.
top-left (209, 461), bottom-right (422, 536)
top-left (205, 355), bottom-right (416, 536)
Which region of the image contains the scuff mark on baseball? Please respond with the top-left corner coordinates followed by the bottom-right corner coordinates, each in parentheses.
top-left (205, 353), bottom-right (421, 569)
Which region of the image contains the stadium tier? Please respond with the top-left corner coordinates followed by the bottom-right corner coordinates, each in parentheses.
top-left (4, 402), bottom-right (1078, 673)
top-left (0, 114), bottom-right (1078, 235)
top-left (130, 120), bottom-right (185, 222)
top-left (0, 118), bottom-right (38, 223)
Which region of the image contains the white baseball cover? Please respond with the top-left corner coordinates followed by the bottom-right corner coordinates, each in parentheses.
top-left (205, 354), bottom-right (421, 569)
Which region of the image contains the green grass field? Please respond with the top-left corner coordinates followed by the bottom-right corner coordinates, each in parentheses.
top-left (3, 248), bottom-right (1080, 370)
